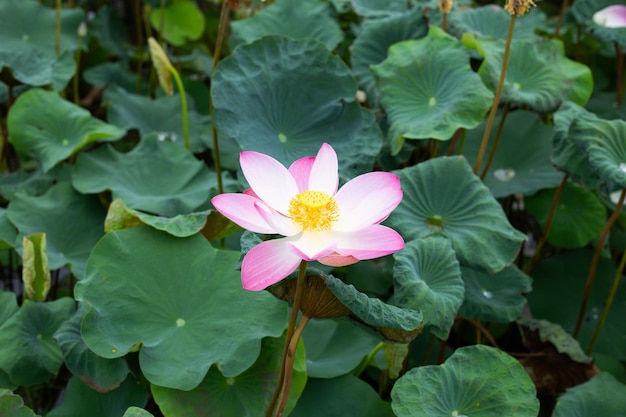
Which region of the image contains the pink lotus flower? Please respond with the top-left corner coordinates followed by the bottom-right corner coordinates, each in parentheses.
top-left (593, 5), bottom-right (626, 28)
top-left (211, 143), bottom-right (405, 291)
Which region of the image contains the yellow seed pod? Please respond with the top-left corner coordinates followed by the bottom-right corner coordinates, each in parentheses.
top-left (148, 37), bottom-right (174, 96)
top-left (504, 0), bottom-right (536, 17)
top-left (438, 0), bottom-right (453, 14)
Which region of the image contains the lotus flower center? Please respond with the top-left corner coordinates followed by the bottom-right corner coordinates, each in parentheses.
top-left (288, 190), bottom-right (339, 231)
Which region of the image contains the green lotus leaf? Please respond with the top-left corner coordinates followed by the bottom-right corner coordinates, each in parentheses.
top-left (0, 291), bottom-right (18, 325)
top-left (6, 182), bottom-right (106, 279)
top-left (350, 9), bottom-right (428, 107)
top-left (91, 6), bottom-right (131, 58)
top-left (0, 210), bottom-right (16, 250)
top-left (302, 317), bottom-right (379, 378)
top-left (552, 101), bottom-right (604, 188)
top-left (391, 237), bottom-right (463, 340)
top-left (0, 298), bottom-right (74, 386)
top-left (290, 374), bottom-right (394, 417)
top-left (83, 62), bottom-right (146, 93)
top-left (75, 226), bottom-right (287, 390)
top-left (151, 335), bottom-right (306, 417)
top-left (54, 304), bottom-right (129, 393)
top-left (464, 36), bottom-right (593, 112)
top-left (527, 249), bottom-right (626, 359)
top-left (212, 36), bottom-right (382, 180)
top-left (105, 198), bottom-right (211, 238)
top-left (460, 265), bottom-right (531, 323)
top-left (372, 27), bottom-right (494, 154)
top-left (525, 182), bottom-right (606, 249)
top-left (351, 0), bottom-right (411, 17)
top-left (149, 0), bottom-right (205, 46)
top-left (0, 0), bottom-right (84, 88)
top-left (72, 137), bottom-right (215, 217)
top-left (104, 87), bottom-right (211, 153)
top-left (391, 345), bottom-right (539, 417)
top-left (388, 156), bottom-right (526, 273)
top-left (323, 273), bottom-right (423, 343)
top-left (47, 376), bottom-right (147, 417)
top-left (7, 89), bottom-right (125, 173)
top-left (462, 110), bottom-right (565, 198)
top-left (520, 318), bottom-right (592, 364)
top-left (571, 0), bottom-right (626, 49)
top-left (0, 389), bottom-right (39, 417)
top-left (552, 373), bottom-right (626, 417)
top-left (448, 5), bottom-right (544, 40)
top-left (0, 170), bottom-right (55, 200)
top-left (230, 0), bottom-right (343, 50)
top-left (122, 408), bottom-right (154, 417)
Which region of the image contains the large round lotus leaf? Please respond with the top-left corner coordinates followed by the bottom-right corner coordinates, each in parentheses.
top-left (0, 291), bottom-right (18, 325)
top-left (212, 36), bottom-right (382, 179)
top-left (302, 317), bottom-right (379, 378)
top-left (230, 0), bottom-right (343, 50)
top-left (75, 226), bottom-right (287, 390)
top-left (7, 89), bottom-right (125, 173)
top-left (350, 0), bottom-right (411, 17)
top-left (0, 298), bottom-right (74, 386)
top-left (0, 210), bottom-right (16, 249)
top-left (0, 169), bottom-right (55, 200)
top-left (104, 87), bottom-right (211, 153)
top-left (391, 345), bottom-right (539, 417)
top-left (462, 110), bottom-right (565, 198)
top-left (6, 182), bottom-right (106, 279)
top-left (388, 156), bottom-right (526, 273)
top-left (83, 61), bottom-right (147, 95)
top-left (47, 376), bottom-right (147, 417)
top-left (148, 1), bottom-right (204, 46)
top-left (527, 249), bottom-right (626, 359)
top-left (350, 9), bottom-right (428, 107)
top-left (0, 389), bottom-right (38, 417)
top-left (0, 0), bottom-right (84, 88)
top-left (391, 237), bottom-right (463, 340)
top-left (290, 374), bottom-right (394, 417)
top-left (459, 265), bottom-right (532, 323)
top-left (552, 373), bottom-right (626, 417)
top-left (448, 5), bottom-right (544, 40)
top-left (72, 137), bottom-right (215, 217)
top-left (571, 0), bottom-right (626, 49)
top-left (463, 36), bottom-right (593, 112)
top-left (54, 304), bottom-right (129, 393)
top-left (122, 408), bottom-right (154, 417)
top-left (552, 102), bottom-right (603, 188)
top-left (525, 182), bottom-right (606, 249)
top-left (91, 6), bottom-right (131, 58)
top-left (371, 27), bottom-right (494, 155)
top-left (151, 335), bottom-right (306, 417)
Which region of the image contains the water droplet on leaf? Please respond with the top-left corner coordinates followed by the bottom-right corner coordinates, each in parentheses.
top-left (493, 168), bottom-right (515, 181)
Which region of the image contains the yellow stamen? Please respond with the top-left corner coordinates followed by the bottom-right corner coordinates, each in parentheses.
top-left (288, 190), bottom-right (339, 231)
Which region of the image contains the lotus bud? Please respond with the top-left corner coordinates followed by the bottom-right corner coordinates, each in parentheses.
top-left (148, 37), bottom-right (174, 96)
top-left (593, 5), bottom-right (626, 28)
top-left (77, 21), bottom-right (87, 38)
top-left (437, 0), bottom-right (453, 14)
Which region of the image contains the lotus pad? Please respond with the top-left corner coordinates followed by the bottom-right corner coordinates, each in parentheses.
top-left (75, 226), bottom-right (287, 390)
top-left (462, 110), bottom-right (565, 198)
top-left (448, 5), bottom-right (544, 40)
top-left (391, 237), bottom-right (464, 340)
top-left (72, 137), bottom-right (216, 217)
top-left (372, 27), bottom-right (494, 154)
top-left (460, 265), bottom-right (532, 323)
top-left (212, 36), bottom-right (382, 180)
top-left (0, 389), bottom-right (39, 417)
top-left (148, 1), bottom-right (205, 46)
top-left (464, 36), bottom-right (593, 112)
top-left (388, 156), bottom-right (526, 273)
top-left (552, 373), bottom-right (626, 417)
top-left (571, 0), bottom-right (626, 49)
top-left (6, 182), bottom-right (107, 279)
top-left (230, 0), bottom-right (343, 50)
top-left (7, 89), bottom-right (125, 173)
top-left (0, 298), bottom-right (75, 386)
top-left (351, 9), bottom-right (428, 107)
top-left (0, 0), bottom-right (84, 88)
top-left (391, 345), bottom-right (539, 416)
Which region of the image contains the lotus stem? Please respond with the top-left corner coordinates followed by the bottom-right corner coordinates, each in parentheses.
top-left (473, 15), bottom-right (516, 175)
top-left (553, 0), bottom-right (570, 38)
top-left (55, 0), bottom-right (61, 57)
top-left (275, 315), bottom-right (310, 417)
top-left (266, 261), bottom-right (308, 417)
top-left (352, 341), bottom-right (385, 377)
top-left (523, 173), bottom-right (569, 275)
top-left (209, 0), bottom-right (232, 195)
top-left (73, 22), bottom-right (86, 105)
top-left (168, 68), bottom-right (190, 150)
top-left (135, 0), bottom-right (145, 94)
top-left (573, 188), bottom-right (626, 337)
top-left (616, 44), bottom-right (624, 107)
top-left (587, 246), bottom-right (626, 355)
top-left (480, 103), bottom-right (510, 180)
